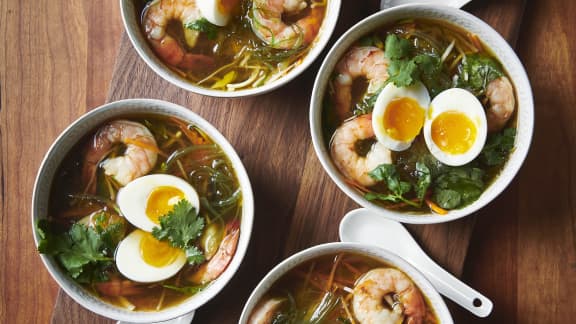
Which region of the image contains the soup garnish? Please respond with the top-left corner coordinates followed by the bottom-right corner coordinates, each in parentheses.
top-left (138, 0), bottom-right (327, 90)
top-left (323, 19), bottom-right (517, 214)
top-left (37, 115), bottom-right (242, 311)
top-left (248, 253), bottom-right (439, 323)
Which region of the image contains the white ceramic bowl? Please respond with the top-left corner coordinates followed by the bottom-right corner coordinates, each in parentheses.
top-left (239, 242), bottom-right (454, 323)
top-left (31, 99), bottom-right (254, 323)
top-left (310, 4), bottom-right (534, 224)
top-left (120, 0), bottom-right (341, 97)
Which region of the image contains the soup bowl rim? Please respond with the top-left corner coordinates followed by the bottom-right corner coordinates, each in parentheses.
top-left (309, 4), bottom-right (534, 224)
top-left (119, 0), bottom-right (342, 97)
top-left (31, 98), bottom-right (255, 322)
top-left (239, 241), bottom-right (454, 323)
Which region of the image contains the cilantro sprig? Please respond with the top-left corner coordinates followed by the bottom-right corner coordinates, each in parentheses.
top-left (37, 220), bottom-right (116, 283)
top-left (364, 164), bottom-right (419, 207)
top-left (152, 199), bottom-right (206, 265)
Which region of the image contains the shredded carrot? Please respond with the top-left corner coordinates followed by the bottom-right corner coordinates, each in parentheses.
top-left (341, 261), bottom-right (361, 276)
top-left (426, 198), bottom-right (448, 215)
top-left (325, 254), bottom-right (342, 291)
top-left (341, 298), bottom-right (357, 324)
top-left (170, 117), bottom-right (207, 145)
top-left (124, 137), bottom-right (168, 157)
top-left (467, 32), bottom-right (484, 52)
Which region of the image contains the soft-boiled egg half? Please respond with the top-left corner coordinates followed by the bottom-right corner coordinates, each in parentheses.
top-left (115, 174), bottom-right (200, 282)
top-left (115, 229), bottom-right (187, 282)
top-left (197, 0), bottom-right (238, 26)
top-left (423, 88), bottom-right (487, 166)
top-left (117, 174), bottom-right (200, 232)
top-left (372, 82), bottom-right (431, 151)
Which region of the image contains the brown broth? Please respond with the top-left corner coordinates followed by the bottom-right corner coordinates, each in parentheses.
top-left (48, 115), bottom-right (242, 311)
top-left (136, 0), bottom-right (327, 90)
top-left (322, 18), bottom-right (517, 213)
top-left (250, 252), bottom-right (439, 323)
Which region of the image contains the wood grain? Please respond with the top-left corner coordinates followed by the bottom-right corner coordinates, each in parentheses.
top-left (4, 0), bottom-right (576, 324)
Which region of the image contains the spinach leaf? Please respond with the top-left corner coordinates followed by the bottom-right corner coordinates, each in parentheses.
top-left (415, 162), bottom-right (431, 201)
top-left (432, 167), bottom-right (485, 209)
top-left (480, 128), bottom-right (516, 166)
top-left (456, 54), bottom-right (504, 96)
top-left (37, 220), bottom-right (114, 283)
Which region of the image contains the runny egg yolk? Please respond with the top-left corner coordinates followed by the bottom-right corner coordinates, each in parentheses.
top-left (145, 186), bottom-right (184, 224)
top-left (139, 231), bottom-right (182, 267)
top-left (383, 97), bottom-right (425, 141)
top-left (431, 111), bottom-right (477, 154)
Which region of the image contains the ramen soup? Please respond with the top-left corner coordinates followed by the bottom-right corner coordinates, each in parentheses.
top-left (248, 253), bottom-right (439, 323)
top-left (37, 115), bottom-right (242, 311)
top-left (137, 0), bottom-right (327, 90)
top-left (323, 19), bottom-right (517, 214)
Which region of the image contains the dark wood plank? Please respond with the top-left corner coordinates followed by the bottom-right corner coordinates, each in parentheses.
top-left (47, 0), bottom-right (525, 323)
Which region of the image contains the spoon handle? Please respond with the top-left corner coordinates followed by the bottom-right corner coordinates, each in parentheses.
top-left (380, 0), bottom-right (472, 10)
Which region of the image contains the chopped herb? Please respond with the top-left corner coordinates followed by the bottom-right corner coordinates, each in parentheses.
top-left (456, 53), bottom-right (504, 96)
top-left (353, 91), bottom-right (380, 116)
top-left (480, 128), bottom-right (516, 166)
top-left (432, 167), bottom-right (485, 209)
top-left (37, 220), bottom-right (114, 283)
top-left (384, 34), bottom-right (413, 60)
top-left (152, 199), bottom-right (206, 265)
top-left (365, 164), bottom-right (419, 207)
top-left (185, 18), bottom-right (219, 40)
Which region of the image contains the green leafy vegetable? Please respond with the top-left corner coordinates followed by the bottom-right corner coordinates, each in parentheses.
top-left (37, 220), bottom-right (114, 283)
top-left (432, 167), bottom-right (485, 209)
top-left (152, 199), bottom-right (206, 265)
top-left (480, 128), bottom-right (516, 166)
top-left (383, 34), bottom-right (448, 96)
top-left (185, 18), bottom-right (219, 40)
top-left (353, 91), bottom-right (380, 116)
top-left (456, 54), bottom-right (504, 95)
top-left (415, 162), bottom-right (431, 201)
top-left (365, 164), bottom-right (419, 207)
top-left (305, 292), bottom-right (340, 324)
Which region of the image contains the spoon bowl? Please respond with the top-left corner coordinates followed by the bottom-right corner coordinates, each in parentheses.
top-left (339, 208), bottom-right (493, 317)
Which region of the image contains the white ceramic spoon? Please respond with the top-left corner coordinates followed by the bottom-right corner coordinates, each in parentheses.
top-left (381, 0), bottom-right (472, 9)
top-left (339, 208), bottom-right (493, 317)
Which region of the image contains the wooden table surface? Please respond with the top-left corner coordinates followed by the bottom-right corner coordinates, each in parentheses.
top-left (1, 0), bottom-right (575, 323)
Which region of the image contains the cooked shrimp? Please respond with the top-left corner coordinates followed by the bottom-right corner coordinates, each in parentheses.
top-left (486, 76), bottom-right (515, 132)
top-left (143, 0), bottom-right (215, 70)
top-left (352, 268), bottom-right (426, 324)
top-left (248, 297), bottom-right (285, 324)
top-left (330, 114), bottom-right (392, 187)
top-left (333, 46), bottom-right (390, 121)
top-left (251, 0), bottom-right (324, 49)
top-left (189, 220), bottom-right (240, 284)
top-left (82, 120), bottom-right (158, 193)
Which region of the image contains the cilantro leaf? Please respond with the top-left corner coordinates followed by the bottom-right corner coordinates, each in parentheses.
top-left (432, 167), bottom-right (485, 209)
top-left (152, 200), bottom-right (205, 265)
top-left (387, 59), bottom-right (418, 87)
top-left (365, 164), bottom-right (418, 207)
top-left (480, 128), bottom-right (516, 166)
top-left (37, 220), bottom-right (114, 283)
top-left (185, 245), bottom-right (206, 265)
top-left (384, 34), bottom-right (413, 60)
top-left (185, 18), bottom-right (219, 40)
top-left (456, 54), bottom-right (504, 96)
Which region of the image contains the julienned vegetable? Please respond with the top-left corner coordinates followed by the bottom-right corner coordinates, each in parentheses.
top-left (325, 18), bottom-right (518, 214)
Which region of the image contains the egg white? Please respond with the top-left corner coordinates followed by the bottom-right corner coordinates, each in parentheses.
top-left (372, 82), bottom-right (430, 151)
top-left (116, 174), bottom-right (200, 232)
top-left (423, 88), bottom-right (487, 166)
top-left (115, 229), bottom-right (187, 283)
top-left (197, 0), bottom-right (234, 26)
